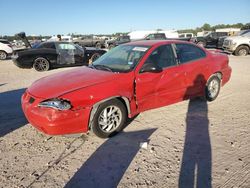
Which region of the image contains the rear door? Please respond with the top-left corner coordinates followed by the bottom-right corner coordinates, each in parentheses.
top-left (135, 44), bottom-right (187, 112)
top-left (174, 43), bottom-right (208, 98)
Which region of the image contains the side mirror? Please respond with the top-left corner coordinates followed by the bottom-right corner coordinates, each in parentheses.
top-left (140, 63), bottom-right (162, 73)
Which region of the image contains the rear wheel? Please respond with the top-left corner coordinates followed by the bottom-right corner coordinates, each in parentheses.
top-left (234, 46), bottom-right (249, 56)
top-left (33, 57), bottom-right (50, 72)
top-left (91, 99), bottom-right (127, 138)
top-left (0, 51), bottom-right (7, 60)
top-left (205, 75), bottom-right (221, 101)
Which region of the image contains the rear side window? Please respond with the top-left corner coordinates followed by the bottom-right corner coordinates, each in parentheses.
top-left (38, 42), bottom-right (56, 49)
top-left (145, 44), bottom-right (176, 68)
top-left (57, 43), bottom-right (76, 50)
top-left (175, 43), bottom-right (206, 64)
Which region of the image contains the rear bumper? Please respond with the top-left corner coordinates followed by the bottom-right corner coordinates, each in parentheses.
top-left (22, 91), bottom-right (91, 135)
top-left (12, 58), bottom-right (32, 69)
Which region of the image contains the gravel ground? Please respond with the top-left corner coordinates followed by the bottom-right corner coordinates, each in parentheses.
top-left (0, 55), bottom-right (249, 188)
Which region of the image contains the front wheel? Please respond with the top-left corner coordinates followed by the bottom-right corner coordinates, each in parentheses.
top-left (205, 75), bottom-right (221, 101)
top-left (0, 51), bottom-right (7, 60)
top-left (234, 46), bottom-right (249, 56)
top-left (91, 99), bottom-right (127, 138)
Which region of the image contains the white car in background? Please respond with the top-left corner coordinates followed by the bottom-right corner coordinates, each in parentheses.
top-left (223, 30), bottom-right (250, 56)
top-left (0, 39), bottom-right (13, 60)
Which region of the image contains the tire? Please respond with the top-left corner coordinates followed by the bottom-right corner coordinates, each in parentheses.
top-left (205, 75), bottom-right (221, 101)
top-left (90, 53), bottom-right (101, 64)
top-left (234, 46), bottom-right (249, 56)
top-left (91, 99), bottom-right (127, 138)
top-left (33, 57), bottom-right (50, 72)
top-left (95, 42), bottom-right (101, 49)
top-left (197, 41), bottom-right (206, 48)
top-left (108, 44), bottom-right (115, 50)
top-left (0, 51), bottom-right (7, 60)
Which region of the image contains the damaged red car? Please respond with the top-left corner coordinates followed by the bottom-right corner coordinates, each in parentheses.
top-left (22, 40), bottom-right (231, 138)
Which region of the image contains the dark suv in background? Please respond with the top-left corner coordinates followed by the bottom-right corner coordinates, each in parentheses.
top-left (105, 36), bottom-right (130, 49)
top-left (192, 32), bottom-right (228, 48)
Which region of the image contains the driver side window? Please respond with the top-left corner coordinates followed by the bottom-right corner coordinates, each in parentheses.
top-left (144, 44), bottom-right (177, 68)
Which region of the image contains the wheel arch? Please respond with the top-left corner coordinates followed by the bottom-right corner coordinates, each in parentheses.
top-left (0, 50), bottom-right (7, 53)
top-left (88, 96), bottom-right (131, 130)
top-left (235, 44), bottom-right (250, 51)
top-left (33, 56), bottom-right (51, 64)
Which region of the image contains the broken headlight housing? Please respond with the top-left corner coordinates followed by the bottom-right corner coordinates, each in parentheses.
top-left (38, 99), bottom-right (71, 110)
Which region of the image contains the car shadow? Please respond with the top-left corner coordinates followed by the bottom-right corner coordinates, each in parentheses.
top-left (64, 128), bottom-right (157, 188)
top-left (179, 75), bottom-right (211, 188)
top-left (0, 88), bottom-right (28, 137)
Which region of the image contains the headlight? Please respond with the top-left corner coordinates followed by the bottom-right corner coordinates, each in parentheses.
top-left (38, 99), bottom-right (72, 110)
top-left (232, 41), bottom-right (237, 46)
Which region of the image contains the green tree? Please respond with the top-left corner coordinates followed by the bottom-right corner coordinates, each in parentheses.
top-left (201, 23), bottom-right (211, 31)
top-left (241, 23), bottom-right (250, 30)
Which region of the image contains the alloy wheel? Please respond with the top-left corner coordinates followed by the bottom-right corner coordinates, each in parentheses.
top-left (98, 105), bottom-right (122, 133)
top-left (33, 58), bottom-right (49, 71)
top-left (208, 79), bottom-right (219, 98)
top-left (0, 51), bottom-right (7, 60)
top-left (238, 49), bottom-right (247, 56)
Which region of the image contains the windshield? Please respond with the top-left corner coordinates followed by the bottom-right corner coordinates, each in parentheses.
top-left (236, 30), bottom-right (250, 36)
top-left (92, 45), bottom-right (149, 72)
top-left (242, 31), bottom-right (250, 37)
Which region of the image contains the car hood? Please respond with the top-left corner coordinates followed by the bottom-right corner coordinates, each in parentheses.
top-left (225, 36), bottom-right (250, 41)
top-left (28, 67), bottom-right (116, 99)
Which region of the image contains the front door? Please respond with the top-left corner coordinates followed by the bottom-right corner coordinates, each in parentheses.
top-left (56, 43), bottom-right (77, 65)
top-left (135, 44), bottom-right (187, 112)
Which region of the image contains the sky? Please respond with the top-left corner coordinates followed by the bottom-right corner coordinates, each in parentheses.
top-left (0, 0), bottom-right (249, 36)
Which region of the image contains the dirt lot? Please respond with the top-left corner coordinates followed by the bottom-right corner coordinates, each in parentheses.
top-left (0, 55), bottom-right (249, 188)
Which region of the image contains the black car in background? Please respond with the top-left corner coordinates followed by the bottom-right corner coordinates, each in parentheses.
top-left (12, 32), bottom-right (106, 72)
top-left (192, 32), bottom-right (228, 48)
top-left (105, 36), bottom-right (131, 49)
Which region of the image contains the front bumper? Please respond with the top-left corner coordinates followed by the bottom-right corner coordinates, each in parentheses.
top-left (222, 45), bottom-right (236, 53)
top-left (21, 91), bottom-right (91, 135)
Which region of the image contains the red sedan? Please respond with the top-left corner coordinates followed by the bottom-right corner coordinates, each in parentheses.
top-left (22, 40), bottom-right (231, 138)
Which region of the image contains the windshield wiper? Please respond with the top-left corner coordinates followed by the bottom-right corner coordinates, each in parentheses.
top-left (90, 64), bottom-right (113, 72)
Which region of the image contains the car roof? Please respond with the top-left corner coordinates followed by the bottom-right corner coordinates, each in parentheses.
top-left (40, 41), bottom-right (75, 45)
top-left (125, 40), bottom-right (191, 47)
